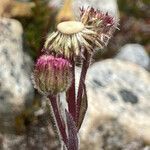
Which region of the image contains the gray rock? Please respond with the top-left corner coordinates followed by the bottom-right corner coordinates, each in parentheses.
top-left (80, 118), bottom-right (148, 150)
top-left (0, 18), bottom-right (34, 132)
top-left (0, 110), bottom-right (60, 150)
top-left (0, 18), bottom-right (60, 150)
top-left (49, 0), bottom-right (119, 19)
top-left (74, 0), bottom-right (119, 18)
top-left (115, 44), bottom-right (150, 70)
top-left (80, 59), bottom-right (150, 149)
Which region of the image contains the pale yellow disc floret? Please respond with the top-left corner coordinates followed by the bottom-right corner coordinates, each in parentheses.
top-left (57, 21), bottom-right (85, 35)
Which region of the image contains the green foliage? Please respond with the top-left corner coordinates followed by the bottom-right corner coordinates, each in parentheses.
top-left (18, 0), bottom-right (56, 59)
top-left (118, 0), bottom-right (150, 18)
top-left (117, 0), bottom-right (149, 47)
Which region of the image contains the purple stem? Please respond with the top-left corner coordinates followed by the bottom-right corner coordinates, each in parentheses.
top-left (66, 58), bottom-right (76, 123)
top-left (76, 51), bottom-right (91, 122)
top-left (48, 95), bottom-right (68, 147)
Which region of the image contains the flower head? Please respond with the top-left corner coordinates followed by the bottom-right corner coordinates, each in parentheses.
top-left (80, 7), bottom-right (117, 48)
top-left (32, 55), bottom-right (72, 95)
top-left (44, 7), bottom-right (117, 58)
top-left (44, 20), bottom-right (96, 58)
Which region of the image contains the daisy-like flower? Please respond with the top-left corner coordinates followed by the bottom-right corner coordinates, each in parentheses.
top-left (44, 7), bottom-right (117, 58)
top-left (32, 55), bottom-right (72, 95)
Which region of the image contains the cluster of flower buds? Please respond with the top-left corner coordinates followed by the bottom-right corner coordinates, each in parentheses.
top-left (32, 5), bottom-right (118, 105)
top-left (32, 5), bottom-right (118, 110)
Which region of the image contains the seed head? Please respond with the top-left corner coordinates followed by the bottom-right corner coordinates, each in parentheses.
top-left (32, 55), bottom-right (72, 95)
top-left (80, 7), bottom-right (118, 48)
top-left (44, 20), bottom-right (96, 58)
top-left (44, 7), bottom-right (118, 58)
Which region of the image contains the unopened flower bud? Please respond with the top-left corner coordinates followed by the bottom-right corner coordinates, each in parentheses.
top-left (32, 55), bottom-right (72, 95)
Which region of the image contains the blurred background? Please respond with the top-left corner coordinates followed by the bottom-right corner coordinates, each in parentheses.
top-left (0, 0), bottom-right (150, 149)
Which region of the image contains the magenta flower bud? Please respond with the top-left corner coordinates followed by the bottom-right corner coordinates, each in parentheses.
top-left (32, 55), bottom-right (72, 95)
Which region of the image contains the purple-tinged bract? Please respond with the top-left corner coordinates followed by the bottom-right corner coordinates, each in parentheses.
top-left (32, 55), bottom-right (72, 95)
top-left (80, 7), bottom-right (118, 48)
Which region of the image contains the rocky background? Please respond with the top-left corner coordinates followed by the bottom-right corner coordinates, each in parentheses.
top-left (0, 0), bottom-right (150, 150)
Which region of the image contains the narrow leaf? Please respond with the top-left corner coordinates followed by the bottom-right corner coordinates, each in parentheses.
top-left (77, 83), bottom-right (88, 131)
top-left (65, 110), bottom-right (79, 150)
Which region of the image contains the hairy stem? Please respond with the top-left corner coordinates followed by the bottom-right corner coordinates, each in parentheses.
top-left (48, 95), bottom-right (68, 147)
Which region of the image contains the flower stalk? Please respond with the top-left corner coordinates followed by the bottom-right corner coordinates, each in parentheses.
top-left (48, 94), bottom-right (68, 146)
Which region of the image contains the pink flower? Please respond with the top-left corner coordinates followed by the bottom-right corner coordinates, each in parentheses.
top-left (32, 55), bottom-right (72, 95)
